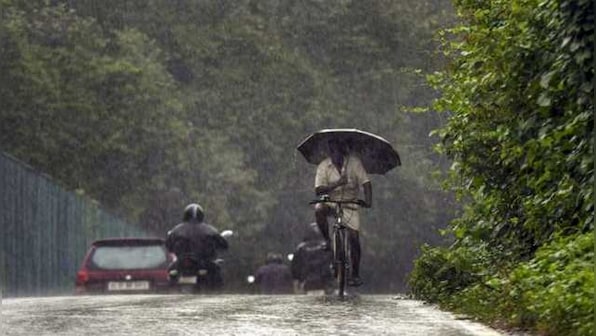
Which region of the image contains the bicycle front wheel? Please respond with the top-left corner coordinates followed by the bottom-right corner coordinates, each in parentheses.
top-left (334, 229), bottom-right (347, 298)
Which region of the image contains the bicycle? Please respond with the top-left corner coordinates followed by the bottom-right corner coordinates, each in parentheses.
top-left (309, 197), bottom-right (364, 298)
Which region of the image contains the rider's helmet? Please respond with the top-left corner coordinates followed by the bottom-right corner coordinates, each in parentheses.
top-left (183, 203), bottom-right (204, 223)
top-left (266, 252), bottom-right (283, 264)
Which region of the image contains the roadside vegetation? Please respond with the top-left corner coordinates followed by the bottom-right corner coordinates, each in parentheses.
top-left (408, 0), bottom-right (594, 335)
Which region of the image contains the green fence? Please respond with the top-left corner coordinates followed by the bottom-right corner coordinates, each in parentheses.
top-left (0, 152), bottom-right (147, 297)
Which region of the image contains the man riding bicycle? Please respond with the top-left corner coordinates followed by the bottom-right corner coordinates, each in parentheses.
top-left (314, 138), bottom-right (372, 287)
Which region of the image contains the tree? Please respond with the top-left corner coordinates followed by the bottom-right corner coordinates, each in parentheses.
top-left (0, 1), bottom-right (186, 216)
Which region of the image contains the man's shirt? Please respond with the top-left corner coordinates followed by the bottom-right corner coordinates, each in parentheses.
top-left (314, 154), bottom-right (370, 230)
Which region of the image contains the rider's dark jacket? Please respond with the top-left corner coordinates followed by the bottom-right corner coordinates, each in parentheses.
top-left (255, 259), bottom-right (293, 294)
top-left (165, 220), bottom-right (228, 261)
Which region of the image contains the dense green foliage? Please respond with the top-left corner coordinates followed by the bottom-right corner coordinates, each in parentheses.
top-left (507, 233), bottom-right (594, 335)
top-left (409, 0), bottom-right (594, 334)
top-left (0, 1), bottom-right (187, 213)
top-left (411, 234), bottom-right (594, 335)
top-left (0, 0), bottom-right (455, 291)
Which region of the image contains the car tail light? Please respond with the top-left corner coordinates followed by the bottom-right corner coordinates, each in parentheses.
top-left (76, 270), bottom-right (89, 284)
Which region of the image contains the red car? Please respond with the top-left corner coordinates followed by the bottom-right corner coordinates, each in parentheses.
top-left (75, 238), bottom-right (173, 294)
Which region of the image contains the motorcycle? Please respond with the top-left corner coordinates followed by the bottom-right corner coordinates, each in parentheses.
top-left (289, 251), bottom-right (335, 296)
top-left (247, 253), bottom-right (310, 295)
top-left (169, 230), bottom-right (233, 293)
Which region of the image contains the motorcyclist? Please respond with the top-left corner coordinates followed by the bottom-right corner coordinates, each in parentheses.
top-left (290, 223), bottom-right (333, 294)
top-left (254, 252), bottom-right (293, 294)
top-left (165, 203), bottom-right (228, 288)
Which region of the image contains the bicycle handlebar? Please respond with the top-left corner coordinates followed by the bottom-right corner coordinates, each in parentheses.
top-left (309, 198), bottom-right (364, 206)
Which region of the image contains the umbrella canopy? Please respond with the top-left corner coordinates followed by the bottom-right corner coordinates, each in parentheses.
top-left (297, 128), bottom-right (401, 174)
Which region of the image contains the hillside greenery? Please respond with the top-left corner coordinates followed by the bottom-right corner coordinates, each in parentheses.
top-left (0, 0), bottom-right (455, 291)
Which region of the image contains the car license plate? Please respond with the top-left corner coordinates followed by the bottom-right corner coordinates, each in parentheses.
top-left (178, 276), bottom-right (197, 284)
top-left (107, 281), bottom-right (150, 291)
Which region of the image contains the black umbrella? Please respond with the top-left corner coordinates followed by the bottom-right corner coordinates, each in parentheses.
top-left (297, 128), bottom-right (401, 174)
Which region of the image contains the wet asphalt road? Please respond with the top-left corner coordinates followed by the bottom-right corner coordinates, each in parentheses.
top-left (3, 294), bottom-right (514, 336)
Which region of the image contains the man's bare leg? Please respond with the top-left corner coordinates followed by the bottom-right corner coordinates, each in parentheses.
top-left (314, 203), bottom-right (332, 247)
top-left (348, 229), bottom-right (363, 286)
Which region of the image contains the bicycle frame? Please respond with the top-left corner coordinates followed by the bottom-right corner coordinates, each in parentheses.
top-left (310, 198), bottom-right (361, 298)
top-left (332, 204), bottom-right (350, 298)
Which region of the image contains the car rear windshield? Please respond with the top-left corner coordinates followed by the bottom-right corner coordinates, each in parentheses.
top-left (90, 245), bottom-right (167, 270)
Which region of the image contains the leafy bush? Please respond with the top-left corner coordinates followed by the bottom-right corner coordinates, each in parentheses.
top-left (408, 245), bottom-right (452, 302)
top-left (505, 233), bottom-right (594, 336)
top-left (410, 0), bottom-right (593, 333)
top-left (408, 243), bottom-right (487, 303)
top-left (410, 234), bottom-right (594, 335)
